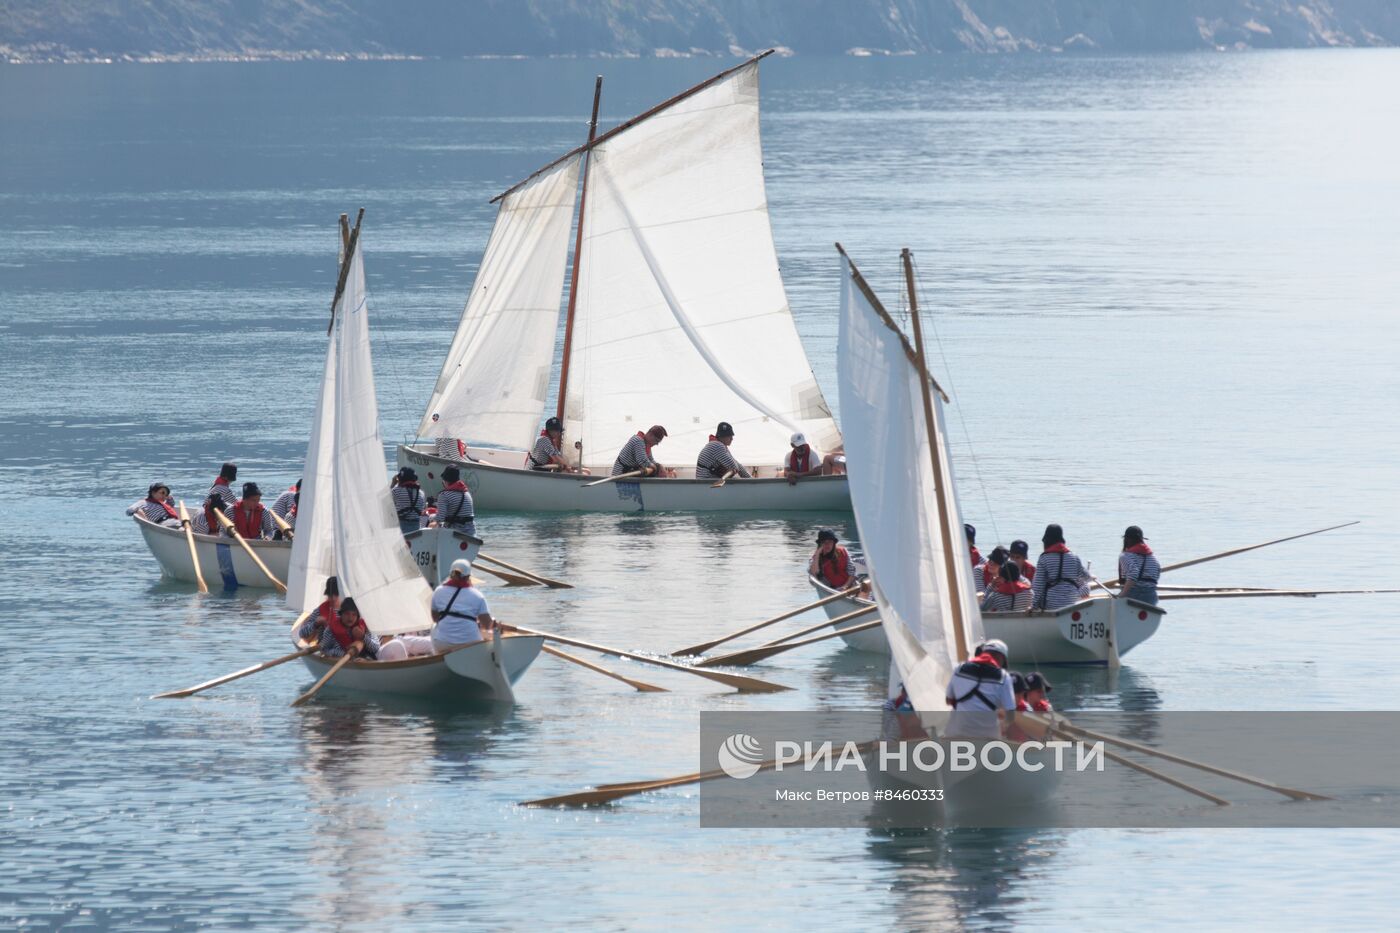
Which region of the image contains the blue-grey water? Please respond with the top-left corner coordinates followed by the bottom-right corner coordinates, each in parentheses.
top-left (3, 51), bottom-right (1400, 930)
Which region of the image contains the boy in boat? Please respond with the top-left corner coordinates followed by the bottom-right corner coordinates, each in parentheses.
top-left (207, 462), bottom-right (239, 509)
top-left (1030, 524), bottom-right (1091, 611)
top-left (126, 482), bottom-right (182, 527)
top-left (1009, 539), bottom-right (1036, 583)
top-left (316, 597), bottom-right (380, 660)
top-left (390, 466), bottom-right (428, 535)
top-left (434, 466), bottom-right (476, 536)
top-left (1116, 525), bottom-right (1161, 605)
top-left (981, 560), bottom-right (1034, 612)
top-left (430, 559), bottom-right (494, 652)
top-left (945, 639), bottom-right (1016, 738)
top-left (611, 424), bottom-right (673, 477)
top-left (297, 577), bottom-right (341, 645)
top-left (782, 432), bottom-right (842, 484)
top-left (695, 421), bottom-right (750, 480)
top-left (227, 482), bottom-right (277, 540)
top-left (192, 493), bottom-right (229, 535)
top-left (809, 528), bottom-right (854, 589)
top-left (529, 416), bottom-right (589, 474)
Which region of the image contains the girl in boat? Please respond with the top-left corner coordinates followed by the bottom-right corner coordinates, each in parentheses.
top-left (1116, 525), bottom-right (1161, 605)
top-left (434, 466), bottom-right (475, 536)
top-left (207, 462), bottom-right (239, 509)
top-left (981, 560), bottom-right (1033, 612)
top-left (390, 466), bottom-right (428, 535)
top-left (126, 482), bottom-right (182, 527)
top-left (271, 479), bottom-right (299, 520)
top-left (228, 482), bottom-right (277, 540)
top-left (309, 596), bottom-right (380, 660)
top-left (1030, 524), bottom-right (1091, 611)
top-left (809, 528), bottom-right (853, 589)
top-left (192, 492), bottom-right (229, 535)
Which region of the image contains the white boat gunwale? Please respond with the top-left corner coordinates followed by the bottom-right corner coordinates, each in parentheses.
top-left (133, 512), bottom-right (290, 551)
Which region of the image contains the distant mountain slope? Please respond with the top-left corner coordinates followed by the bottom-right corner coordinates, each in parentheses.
top-left (4, 0), bottom-right (1398, 62)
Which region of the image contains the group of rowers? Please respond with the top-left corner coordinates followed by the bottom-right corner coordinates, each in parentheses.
top-left (295, 559), bottom-right (495, 662)
top-left (810, 522), bottom-right (1162, 611)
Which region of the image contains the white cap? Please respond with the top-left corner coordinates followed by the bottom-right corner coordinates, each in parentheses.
top-left (790, 432), bottom-right (807, 446)
top-left (450, 558), bottom-right (473, 576)
top-left (979, 638), bottom-right (1009, 658)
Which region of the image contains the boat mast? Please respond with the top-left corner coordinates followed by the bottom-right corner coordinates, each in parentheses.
top-left (555, 75), bottom-right (603, 441)
top-left (327, 208), bottom-right (364, 335)
top-left (902, 248), bottom-right (969, 662)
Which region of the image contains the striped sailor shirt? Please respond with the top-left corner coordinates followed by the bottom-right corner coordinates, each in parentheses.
top-left (316, 625), bottom-right (381, 659)
top-left (1031, 549), bottom-right (1091, 610)
top-left (436, 487), bottom-right (475, 527)
top-left (611, 434), bottom-right (657, 476)
top-left (207, 480), bottom-right (237, 509)
top-left (271, 488), bottom-right (298, 518)
top-left (1118, 550), bottom-right (1161, 586)
top-left (435, 437), bottom-right (467, 462)
top-left (391, 484), bottom-right (427, 523)
top-left (126, 499), bottom-right (182, 526)
top-left (694, 440), bottom-right (750, 480)
top-left (528, 435), bottom-right (562, 471)
top-left (190, 507), bottom-right (223, 535)
top-left (980, 587), bottom-right (1034, 612)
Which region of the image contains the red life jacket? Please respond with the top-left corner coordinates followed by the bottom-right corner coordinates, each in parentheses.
top-left (1017, 558), bottom-right (1036, 582)
top-left (457, 439), bottom-right (468, 459)
top-left (981, 561), bottom-right (1002, 589)
top-left (203, 499), bottom-right (223, 534)
top-left (1032, 698), bottom-right (1052, 713)
top-left (993, 579), bottom-right (1032, 597)
top-left (818, 546), bottom-right (851, 588)
top-left (232, 500), bottom-right (265, 538)
top-left (1016, 698), bottom-right (1030, 712)
top-left (148, 497), bottom-right (178, 520)
top-left (327, 611), bottom-right (366, 651)
top-left (788, 445), bottom-right (812, 475)
top-left (969, 545), bottom-right (982, 570)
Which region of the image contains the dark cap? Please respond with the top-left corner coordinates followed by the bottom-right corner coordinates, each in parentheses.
top-left (242, 482), bottom-right (261, 498)
top-left (219, 462), bottom-right (238, 480)
top-left (545, 416), bottom-right (563, 432)
top-left (1123, 525), bottom-right (1146, 543)
top-left (397, 466), bottom-right (418, 482)
top-left (964, 523), bottom-right (976, 542)
top-left (647, 424), bottom-right (668, 439)
top-left (1011, 672), bottom-right (1028, 694)
top-left (816, 528), bottom-right (838, 543)
top-left (1024, 672), bottom-right (1053, 694)
top-left (715, 421), bottom-right (734, 437)
top-left (441, 465), bottom-right (460, 483)
top-left (147, 482), bottom-right (170, 497)
top-left (1042, 523), bottom-right (1065, 546)
top-left (323, 576), bottom-right (340, 597)
top-left (988, 546), bottom-right (1009, 565)
top-left (1000, 560), bottom-right (1021, 583)
top-left (1009, 539), bottom-right (1029, 556)
top-left (338, 597), bottom-right (359, 616)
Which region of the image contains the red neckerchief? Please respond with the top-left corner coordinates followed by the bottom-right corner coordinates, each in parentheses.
top-left (1126, 543), bottom-right (1153, 556)
top-left (442, 480), bottom-right (467, 492)
top-left (636, 431), bottom-right (654, 458)
top-left (1044, 543), bottom-right (1070, 554)
top-left (148, 497), bottom-right (178, 520)
top-left (213, 477), bottom-right (229, 488)
top-left (1016, 698), bottom-right (1030, 712)
top-left (970, 546), bottom-right (983, 569)
top-left (1032, 698), bottom-right (1053, 712)
top-left (971, 652), bottom-right (1003, 669)
top-left (993, 579), bottom-right (1031, 596)
top-left (708, 434), bottom-right (719, 442)
top-left (788, 445), bottom-right (810, 474)
top-left (981, 561), bottom-right (1001, 587)
top-left (1016, 557), bottom-right (1035, 578)
top-left (443, 577), bottom-right (473, 589)
top-left (233, 500), bottom-right (264, 537)
top-left (398, 480), bottom-right (420, 490)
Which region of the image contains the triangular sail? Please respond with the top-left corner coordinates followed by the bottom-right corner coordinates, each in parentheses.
top-left (417, 156), bottom-right (582, 448)
top-left (564, 61), bottom-right (841, 469)
top-left (836, 253), bottom-right (984, 712)
top-left (285, 317), bottom-right (338, 613)
top-left (335, 242), bottom-right (435, 636)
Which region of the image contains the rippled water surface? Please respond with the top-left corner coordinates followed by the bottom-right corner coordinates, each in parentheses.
top-left (3, 51), bottom-right (1400, 930)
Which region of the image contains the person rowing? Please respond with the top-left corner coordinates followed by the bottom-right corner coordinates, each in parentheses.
top-left (1030, 523), bottom-right (1091, 611)
top-left (435, 465), bottom-right (476, 536)
top-left (228, 482), bottom-right (277, 540)
top-left (192, 492), bottom-right (228, 535)
top-left (695, 421), bottom-right (750, 480)
top-left (126, 482), bottom-right (182, 527)
top-left (1116, 525), bottom-right (1161, 605)
top-left (945, 638), bottom-right (1016, 739)
top-left (809, 528), bottom-right (854, 589)
top-left (390, 466), bottom-right (427, 535)
top-left (528, 417), bottom-right (588, 474)
top-left (297, 576), bottom-right (341, 645)
top-left (431, 559), bottom-right (493, 652)
top-left (611, 424), bottom-right (673, 478)
top-left (313, 596), bottom-right (380, 660)
top-left (271, 479), bottom-right (299, 520)
top-left (207, 462), bottom-right (238, 510)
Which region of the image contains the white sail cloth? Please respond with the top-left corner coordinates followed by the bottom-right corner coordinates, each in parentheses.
top-left (335, 244), bottom-right (435, 636)
top-left (564, 61), bottom-right (840, 469)
top-left (285, 323), bottom-right (338, 614)
top-left (836, 256), bottom-right (984, 712)
top-left (417, 156), bottom-right (582, 448)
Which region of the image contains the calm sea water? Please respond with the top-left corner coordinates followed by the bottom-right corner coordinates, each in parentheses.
top-left (3, 51), bottom-right (1400, 930)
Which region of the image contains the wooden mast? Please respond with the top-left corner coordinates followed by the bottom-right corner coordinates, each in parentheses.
top-left (902, 248), bottom-right (970, 662)
top-left (555, 75), bottom-right (602, 440)
top-left (327, 208), bottom-right (364, 335)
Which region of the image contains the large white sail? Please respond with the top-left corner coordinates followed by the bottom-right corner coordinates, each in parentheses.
top-left (285, 319), bottom-right (338, 613)
top-left (335, 243), bottom-right (435, 637)
top-left (564, 61), bottom-right (841, 469)
top-left (836, 254), bottom-right (984, 711)
top-left (417, 155), bottom-right (582, 448)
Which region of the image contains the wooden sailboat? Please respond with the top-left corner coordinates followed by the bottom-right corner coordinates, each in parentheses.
top-left (290, 215), bottom-right (541, 703)
top-left (132, 512), bottom-right (291, 589)
top-left (837, 245), bottom-right (1058, 814)
top-left (397, 51), bottom-right (849, 512)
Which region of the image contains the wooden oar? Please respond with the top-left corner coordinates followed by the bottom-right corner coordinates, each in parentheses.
top-left (153, 649), bottom-right (313, 699)
top-left (1042, 722), bottom-right (1229, 806)
top-left (1048, 717), bottom-right (1330, 801)
top-left (476, 552), bottom-right (573, 589)
top-left (583, 470), bottom-right (643, 488)
top-left (672, 584), bottom-right (862, 656)
top-left (472, 563), bottom-right (541, 587)
top-left (710, 470), bottom-right (737, 488)
top-left (270, 510), bottom-right (294, 540)
top-left (499, 624), bottom-right (790, 693)
top-left (757, 605), bottom-right (879, 648)
top-left (698, 618), bottom-right (883, 668)
top-left (1158, 588), bottom-right (1400, 600)
top-left (1102, 521), bottom-right (1359, 587)
top-left (176, 501), bottom-right (209, 593)
top-left (212, 509), bottom-right (288, 592)
top-left (541, 644), bottom-right (668, 692)
top-left (290, 642), bottom-right (361, 707)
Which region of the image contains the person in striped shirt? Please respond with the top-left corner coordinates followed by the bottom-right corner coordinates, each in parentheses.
top-left (228, 482), bottom-right (277, 540)
top-left (313, 597), bottom-right (381, 660)
top-left (1116, 525), bottom-right (1161, 605)
top-left (695, 421), bottom-right (750, 480)
top-left (390, 466), bottom-right (427, 535)
top-left (435, 465), bottom-right (475, 536)
top-left (528, 417), bottom-right (587, 474)
top-left (611, 425), bottom-right (672, 477)
top-left (271, 480), bottom-right (299, 519)
top-left (192, 493), bottom-right (228, 535)
top-left (207, 462), bottom-right (238, 510)
top-left (1009, 539), bottom-right (1036, 583)
top-left (1030, 524), bottom-right (1091, 611)
top-left (126, 482), bottom-right (182, 527)
top-left (977, 545), bottom-right (1009, 594)
top-left (981, 560), bottom-right (1033, 612)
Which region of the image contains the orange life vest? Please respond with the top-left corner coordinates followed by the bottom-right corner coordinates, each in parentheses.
top-left (818, 546), bottom-right (852, 588)
top-left (232, 500), bottom-right (265, 538)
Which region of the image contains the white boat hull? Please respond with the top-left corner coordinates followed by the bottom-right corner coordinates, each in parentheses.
top-left (297, 634), bottom-right (544, 703)
top-left (134, 515), bottom-right (291, 589)
top-left (405, 527), bottom-right (483, 586)
top-left (809, 576), bottom-right (1164, 665)
top-left (864, 735), bottom-right (1062, 825)
top-left (397, 444), bottom-right (850, 513)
